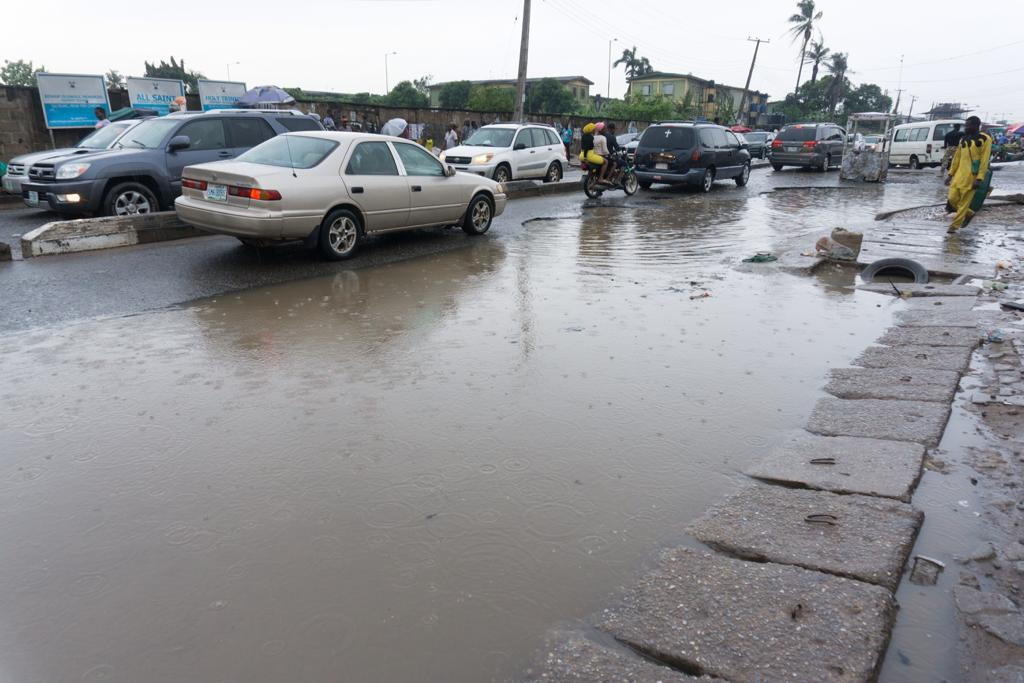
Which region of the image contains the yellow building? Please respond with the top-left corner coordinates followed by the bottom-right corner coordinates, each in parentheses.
top-left (627, 72), bottom-right (768, 125)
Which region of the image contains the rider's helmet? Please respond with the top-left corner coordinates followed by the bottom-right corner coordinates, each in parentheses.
top-left (583, 123), bottom-right (596, 134)
top-left (594, 122), bottom-right (605, 133)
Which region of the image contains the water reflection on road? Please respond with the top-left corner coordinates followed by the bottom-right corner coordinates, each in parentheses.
top-left (2, 177), bottom-right (913, 682)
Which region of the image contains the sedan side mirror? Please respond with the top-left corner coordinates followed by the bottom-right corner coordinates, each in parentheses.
top-left (444, 165), bottom-right (456, 177)
top-left (513, 142), bottom-right (527, 150)
top-left (167, 135), bottom-right (191, 152)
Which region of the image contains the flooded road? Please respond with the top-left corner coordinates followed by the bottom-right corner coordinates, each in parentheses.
top-left (0, 170), bottom-right (965, 682)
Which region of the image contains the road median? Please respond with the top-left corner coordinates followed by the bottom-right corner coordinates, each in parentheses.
top-left (21, 212), bottom-right (204, 258)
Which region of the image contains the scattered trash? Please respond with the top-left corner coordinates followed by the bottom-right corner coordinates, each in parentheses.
top-left (986, 329), bottom-right (1006, 343)
top-left (861, 258), bottom-right (929, 284)
top-left (996, 260), bottom-right (1013, 270)
top-left (689, 291), bottom-right (712, 300)
top-left (815, 236), bottom-right (856, 261)
top-left (1000, 301), bottom-right (1024, 312)
top-left (742, 252), bottom-right (778, 263)
top-left (982, 280), bottom-right (1008, 291)
top-left (909, 555), bottom-right (945, 586)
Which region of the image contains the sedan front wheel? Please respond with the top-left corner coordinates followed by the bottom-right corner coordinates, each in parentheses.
top-left (319, 208), bottom-right (361, 260)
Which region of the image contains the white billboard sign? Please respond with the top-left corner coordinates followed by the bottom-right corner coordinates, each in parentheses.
top-left (126, 77), bottom-right (186, 115)
top-left (198, 79), bottom-right (247, 111)
top-left (36, 73), bottom-right (111, 129)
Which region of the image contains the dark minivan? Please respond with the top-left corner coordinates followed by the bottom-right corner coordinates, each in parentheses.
top-left (769, 122), bottom-right (846, 171)
top-left (634, 123), bottom-right (751, 192)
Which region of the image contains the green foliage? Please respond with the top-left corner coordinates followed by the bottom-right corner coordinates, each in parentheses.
top-left (467, 86), bottom-right (514, 112)
top-left (525, 78), bottom-right (577, 114)
top-left (804, 38), bottom-right (829, 83)
top-left (779, 77), bottom-right (836, 121)
top-left (843, 83), bottom-right (892, 115)
top-left (714, 99), bottom-right (736, 125)
top-left (439, 81), bottom-right (472, 109)
top-left (602, 94), bottom-right (675, 122)
top-left (413, 75), bottom-right (433, 95)
top-left (787, 0), bottom-right (822, 45)
top-left (385, 81), bottom-right (429, 108)
top-left (105, 70), bottom-right (124, 88)
top-left (613, 47), bottom-right (654, 82)
top-left (824, 52), bottom-right (850, 115)
top-left (0, 59), bottom-right (44, 87)
top-left (143, 56), bottom-right (203, 94)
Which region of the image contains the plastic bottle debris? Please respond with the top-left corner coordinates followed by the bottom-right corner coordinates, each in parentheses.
top-left (689, 291), bottom-right (712, 300)
top-left (996, 260), bottom-right (1013, 270)
top-left (986, 329), bottom-right (1006, 343)
top-left (742, 252), bottom-right (778, 263)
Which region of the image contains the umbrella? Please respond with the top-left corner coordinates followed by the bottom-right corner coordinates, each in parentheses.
top-left (1006, 122), bottom-right (1024, 136)
top-left (235, 86), bottom-right (296, 109)
top-left (730, 125), bottom-right (752, 133)
top-left (380, 118), bottom-right (408, 137)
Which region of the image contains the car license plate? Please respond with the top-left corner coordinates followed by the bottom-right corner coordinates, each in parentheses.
top-left (27, 190), bottom-right (38, 205)
top-left (653, 175), bottom-right (662, 181)
top-left (205, 184), bottom-right (227, 201)
top-left (655, 163), bottom-right (668, 170)
top-left (786, 146), bottom-right (799, 152)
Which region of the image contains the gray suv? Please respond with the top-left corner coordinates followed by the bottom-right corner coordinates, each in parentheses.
top-left (21, 110), bottom-right (322, 216)
top-left (769, 122), bottom-right (846, 171)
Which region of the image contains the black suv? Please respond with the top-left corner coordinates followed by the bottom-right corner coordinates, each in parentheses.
top-left (22, 110), bottom-right (323, 216)
top-left (634, 122), bottom-right (751, 192)
top-left (769, 122), bottom-right (846, 171)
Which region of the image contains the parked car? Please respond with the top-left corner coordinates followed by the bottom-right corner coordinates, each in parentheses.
top-left (740, 131), bottom-right (771, 159)
top-left (633, 122), bottom-right (751, 192)
top-left (1, 119), bottom-right (144, 196)
top-left (617, 132), bottom-right (641, 163)
top-left (769, 122), bottom-right (846, 171)
top-left (440, 123), bottom-right (566, 184)
top-left (175, 132), bottom-right (507, 260)
top-left (20, 109), bottom-right (323, 216)
top-left (863, 134), bottom-right (885, 152)
top-left (888, 119), bottom-right (963, 169)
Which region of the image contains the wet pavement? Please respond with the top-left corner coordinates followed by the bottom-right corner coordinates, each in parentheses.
top-left (1, 165), bottom-right (1022, 681)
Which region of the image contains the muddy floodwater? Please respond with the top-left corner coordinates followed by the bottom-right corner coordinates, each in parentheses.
top-left (1, 176), bottom-right (959, 681)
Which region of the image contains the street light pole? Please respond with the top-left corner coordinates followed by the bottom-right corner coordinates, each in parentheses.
top-left (607, 38), bottom-right (618, 98)
top-left (226, 62), bottom-right (239, 80)
top-left (513, 0), bottom-right (531, 121)
top-left (384, 51), bottom-right (397, 94)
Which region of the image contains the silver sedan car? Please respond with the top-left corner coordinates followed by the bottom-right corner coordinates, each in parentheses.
top-left (175, 131), bottom-right (507, 260)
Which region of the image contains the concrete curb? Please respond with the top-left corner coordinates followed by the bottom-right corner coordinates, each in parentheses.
top-left (0, 240), bottom-right (11, 261)
top-left (505, 179), bottom-right (582, 199)
top-left (0, 193), bottom-right (22, 206)
top-left (21, 212), bottom-right (204, 258)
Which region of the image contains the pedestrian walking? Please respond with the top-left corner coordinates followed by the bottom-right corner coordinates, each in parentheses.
top-left (945, 116), bottom-right (993, 233)
top-left (562, 122), bottom-right (573, 160)
top-left (445, 124), bottom-right (459, 150)
top-left (339, 117), bottom-right (353, 132)
top-left (94, 107), bottom-right (109, 129)
top-left (941, 123), bottom-right (963, 173)
top-left (323, 113), bottom-right (336, 130)
top-left (461, 119), bottom-right (472, 143)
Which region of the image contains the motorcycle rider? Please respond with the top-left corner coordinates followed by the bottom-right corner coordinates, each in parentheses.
top-left (580, 123), bottom-right (607, 183)
top-left (592, 122), bottom-right (611, 184)
top-left (603, 122), bottom-right (620, 183)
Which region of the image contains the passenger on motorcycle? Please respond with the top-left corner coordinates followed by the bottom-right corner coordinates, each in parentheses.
top-left (580, 123), bottom-right (607, 183)
top-left (592, 123), bottom-right (611, 184)
top-left (603, 122), bottom-right (620, 182)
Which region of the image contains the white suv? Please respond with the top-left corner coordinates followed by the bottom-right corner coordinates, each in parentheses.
top-left (441, 123), bottom-right (567, 184)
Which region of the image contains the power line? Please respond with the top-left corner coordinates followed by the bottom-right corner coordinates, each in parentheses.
top-left (856, 38), bottom-right (1024, 72)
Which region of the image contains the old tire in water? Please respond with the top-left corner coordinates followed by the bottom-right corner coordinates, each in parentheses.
top-left (860, 257), bottom-right (929, 284)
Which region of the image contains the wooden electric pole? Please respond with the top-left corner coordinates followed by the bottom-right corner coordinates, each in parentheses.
top-left (737, 37), bottom-right (768, 125)
top-left (513, 0), bottom-right (531, 121)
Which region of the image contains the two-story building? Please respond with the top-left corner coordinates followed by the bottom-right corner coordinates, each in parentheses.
top-left (427, 76), bottom-right (593, 109)
top-left (627, 72), bottom-right (769, 126)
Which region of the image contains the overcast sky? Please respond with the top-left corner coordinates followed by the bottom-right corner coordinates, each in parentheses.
top-left (7, 0), bottom-right (1022, 121)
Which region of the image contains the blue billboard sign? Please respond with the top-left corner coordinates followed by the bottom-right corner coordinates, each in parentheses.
top-left (198, 80), bottom-right (247, 111)
top-left (36, 73), bottom-right (111, 129)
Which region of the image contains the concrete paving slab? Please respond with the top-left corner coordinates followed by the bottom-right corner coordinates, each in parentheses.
top-left (687, 484), bottom-right (923, 591)
top-left (599, 547), bottom-right (897, 682)
top-left (524, 629), bottom-right (704, 682)
top-left (857, 283), bottom-right (981, 297)
top-left (902, 296), bottom-right (983, 310)
top-left (806, 397), bottom-right (951, 446)
top-left (854, 344), bottom-right (974, 373)
top-left (876, 325), bottom-right (982, 348)
top-left (825, 367), bottom-right (962, 402)
top-left (894, 310), bottom-right (993, 328)
top-left (746, 432), bottom-right (925, 502)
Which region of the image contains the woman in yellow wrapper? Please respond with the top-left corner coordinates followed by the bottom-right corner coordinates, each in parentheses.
top-left (945, 115), bottom-right (993, 233)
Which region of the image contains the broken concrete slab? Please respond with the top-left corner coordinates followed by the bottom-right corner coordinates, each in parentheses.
top-left (825, 367), bottom-right (961, 402)
top-left (806, 397), bottom-right (951, 447)
top-left (857, 283), bottom-right (981, 297)
top-left (745, 432), bottom-right (925, 502)
top-left (599, 547), bottom-right (896, 682)
top-left (855, 344), bottom-right (974, 374)
top-left (954, 585), bottom-right (1024, 646)
top-left (687, 484), bottom-right (923, 591)
top-left (523, 629), bottom-right (704, 682)
top-left (876, 325), bottom-right (982, 348)
top-left (902, 296), bottom-right (983, 311)
top-left (894, 310), bottom-right (995, 328)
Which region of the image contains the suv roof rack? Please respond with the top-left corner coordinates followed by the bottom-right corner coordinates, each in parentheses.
top-left (653, 120), bottom-right (698, 125)
top-left (199, 108), bottom-right (307, 116)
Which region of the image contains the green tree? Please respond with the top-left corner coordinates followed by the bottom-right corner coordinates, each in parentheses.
top-left (0, 59), bottom-right (44, 87)
top-left (843, 83), bottom-right (891, 114)
top-left (144, 56), bottom-right (204, 94)
top-left (385, 80), bottom-right (429, 108)
top-left (603, 94), bottom-right (675, 122)
top-left (526, 78), bottom-right (576, 114)
top-left (467, 86), bottom-right (514, 112)
top-left (779, 77), bottom-right (833, 122)
top-left (804, 37), bottom-right (829, 84)
top-left (105, 70), bottom-right (125, 88)
top-left (612, 46), bottom-right (654, 82)
top-left (825, 52), bottom-right (850, 116)
top-left (413, 75), bottom-right (433, 96)
top-left (787, 0), bottom-right (823, 93)
top-left (439, 80), bottom-right (472, 109)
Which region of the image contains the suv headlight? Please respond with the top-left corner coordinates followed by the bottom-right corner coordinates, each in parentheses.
top-left (439, 152), bottom-right (447, 162)
top-left (472, 153), bottom-right (494, 165)
top-left (56, 162), bottom-right (91, 180)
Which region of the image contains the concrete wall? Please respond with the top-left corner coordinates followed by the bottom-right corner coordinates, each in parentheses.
top-left (1, 85), bottom-right (648, 162)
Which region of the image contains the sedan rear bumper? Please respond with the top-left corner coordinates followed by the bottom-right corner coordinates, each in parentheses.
top-left (175, 196), bottom-right (282, 238)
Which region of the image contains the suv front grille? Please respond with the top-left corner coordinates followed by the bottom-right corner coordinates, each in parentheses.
top-left (7, 164), bottom-right (26, 176)
top-left (29, 165), bottom-right (56, 182)
top-left (445, 156), bottom-right (472, 165)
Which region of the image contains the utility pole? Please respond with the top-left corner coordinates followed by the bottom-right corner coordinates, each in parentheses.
top-left (907, 95), bottom-right (918, 121)
top-left (513, 0), bottom-right (531, 121)
top-left (607, 38), bottom-right (618, 99)
top-left (892, 89), bottom-right (904, 116)
top-left (737, 37), bottom-right (768, 126)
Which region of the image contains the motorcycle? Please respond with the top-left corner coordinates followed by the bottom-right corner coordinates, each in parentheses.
top-left (581, 149), bottom-right (639, 198)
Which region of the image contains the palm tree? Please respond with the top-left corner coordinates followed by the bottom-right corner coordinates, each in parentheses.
top-left (804, 37), bottom-right (830, 84)
top-left (613, 46), bottom-right (654, 82)
top-left (825, 52), bottom-right (849, 115)
top-left (787, 0), bottom-right (823, 94)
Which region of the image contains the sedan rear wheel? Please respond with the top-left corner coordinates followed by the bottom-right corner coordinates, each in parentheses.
top-left (319, 208), bottom-right (361, 260)
top-left (462, 194), bottom-right (493, 235)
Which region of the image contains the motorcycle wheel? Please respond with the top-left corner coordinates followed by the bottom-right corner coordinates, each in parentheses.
top-left (583, 175), bottom-right (604, 199)
top-left (623, 172), bottom-right (639, 196)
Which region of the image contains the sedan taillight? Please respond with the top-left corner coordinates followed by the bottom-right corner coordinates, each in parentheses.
top-left (228, 186), bottom-right (282, 201)
top-left (182, 178), bottom-right (207, 190)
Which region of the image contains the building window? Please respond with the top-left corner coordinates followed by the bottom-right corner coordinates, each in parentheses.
top-left (641, 84), bottom-right (651, 96)
top-left (662, 83), bottom-right (674, 96)
top-left (707, 93), bottom-right (715, 103)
